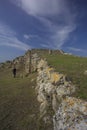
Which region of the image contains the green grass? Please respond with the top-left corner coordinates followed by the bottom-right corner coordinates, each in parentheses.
top-left (0, 68), bottom-right (53, 130)
top-left (0, 68), bottom-right (41, 130)
top-left (0, 51), bottom-right (87, 130)
top-left (42, 54), bottom-right (87, 100)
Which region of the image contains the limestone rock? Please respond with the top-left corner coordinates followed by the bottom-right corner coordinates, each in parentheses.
top-left (53, 97), bottom-right (87, 130)
top-left (40, 100), bottom-right (48, 118)
top-left (52, 93), bottom-right (59, 112)
top-left (36, 56), bottom-right (87, 130)
top-left (56, 83), bottom-right (75, 99)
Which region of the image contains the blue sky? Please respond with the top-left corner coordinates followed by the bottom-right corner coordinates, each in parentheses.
top-left (0, 0), bottom-right (87, 62)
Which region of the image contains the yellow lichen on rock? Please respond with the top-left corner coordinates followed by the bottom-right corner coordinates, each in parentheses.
top-left (67, 99), bottom-right (75, 106)
top-left (46, 67), bottom-right (54, 78)
top-left (50, 72), bottom-right (64, 84)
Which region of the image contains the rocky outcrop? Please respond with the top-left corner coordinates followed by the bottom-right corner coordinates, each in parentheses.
top-left (24, 51), bottom-right (40, 74)
top-left (13, 56), bottom-right (24, 69)
top-left (36, 59), bottom-right (87, 130)
top-left (0, 49), bottom-right (64, 75)
top-left (0, 61), bottom-right (12, 69)
top-left (53, 97), bottom-right (87, 130)
top-left (0, 50), bottom-right (40, 76)
top-left (23, 49), bottom-right (64, 74)
top-left (0, 50), bottom-right (87, 130)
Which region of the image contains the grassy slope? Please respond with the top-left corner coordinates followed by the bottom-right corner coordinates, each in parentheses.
top-left (0, 68), bottom-right (41, 130)
top-left (0, 68), bottom-right (53, 130)
top-left (42, 54), bottom-right (87, 100)
top-left (0, 51), bottom-right (87, 130)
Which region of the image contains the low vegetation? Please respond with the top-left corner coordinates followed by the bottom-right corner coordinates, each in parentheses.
top-left (0, 68), bottom-right (41, 130)
top-left (0, 50), bottom-right (87, 130)
top-left (42, 53), bottom-right (87, 99)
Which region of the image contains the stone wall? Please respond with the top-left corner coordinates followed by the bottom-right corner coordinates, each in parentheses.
top-left (0, 50), bottom-right (40, 76)
top-left (0, 49), bottom-right (64, 75)
top-left (12, 56), bottom-right (24, 69)
top-left (24, 51), bottom-right (40, 74)
top-left (36, 59), bottom-right (87, 130)
top-left (0, 51), bottom-right (87, 129)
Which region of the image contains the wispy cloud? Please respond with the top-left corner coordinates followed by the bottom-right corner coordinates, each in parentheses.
top-left (12, 0), bottom-right (77, 49)
top-left (50, 25), bottom-right (76, 49)
top-left (24, 34), bottom-right (38, 40)
top-left (68, 47), bottom-right (86, 52)
top-left (0, 23), bottom-right (31, 51)
top-left (12, 0), bottom-right (63, 16)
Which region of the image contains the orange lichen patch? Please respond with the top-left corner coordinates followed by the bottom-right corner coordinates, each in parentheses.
top-left (67, 128), bottom-right (71, 130)
top-left (68, 101), bottom-right (75, 106)
top-left (50, 72), bottom-right (64, 83)
top-left (46, 67), bottom-right (54, 73)
top-left (47, 67), bottom-right (54, 72)
top-left (67, 99), bottom-right (75, 106)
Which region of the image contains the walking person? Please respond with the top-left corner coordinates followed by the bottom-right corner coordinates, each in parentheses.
top-left (12, 67), bottom-right (16, 78)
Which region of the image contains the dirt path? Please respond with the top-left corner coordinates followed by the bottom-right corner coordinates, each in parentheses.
top-left (0, 71), bottom-right (40, 130)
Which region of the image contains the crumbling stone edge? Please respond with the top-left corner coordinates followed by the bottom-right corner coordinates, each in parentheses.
top-left (36, 58), bottom-right (87, 130)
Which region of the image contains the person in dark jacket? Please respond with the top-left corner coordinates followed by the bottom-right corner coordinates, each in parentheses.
top-left (13, 68), bottom-right (16, 78)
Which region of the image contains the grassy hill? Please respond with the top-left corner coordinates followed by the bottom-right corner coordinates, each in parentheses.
top-left (41, 53), bottom-right (87, 100)
top-left (0, 50), bottom-right (87, 130)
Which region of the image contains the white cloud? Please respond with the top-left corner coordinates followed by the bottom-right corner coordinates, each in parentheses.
top-left (24, 34), bottom-right (38, 40)
top-left (13, 0), bottom-right (64, 16)
top-left (24, 34), bottom-right (29, 39)
top-left (0, 23), bottom-right (31, 50)
top-left (51, 25), bottom-right (76, 49)
top-left (12, 0), bottom-right (77, 49)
